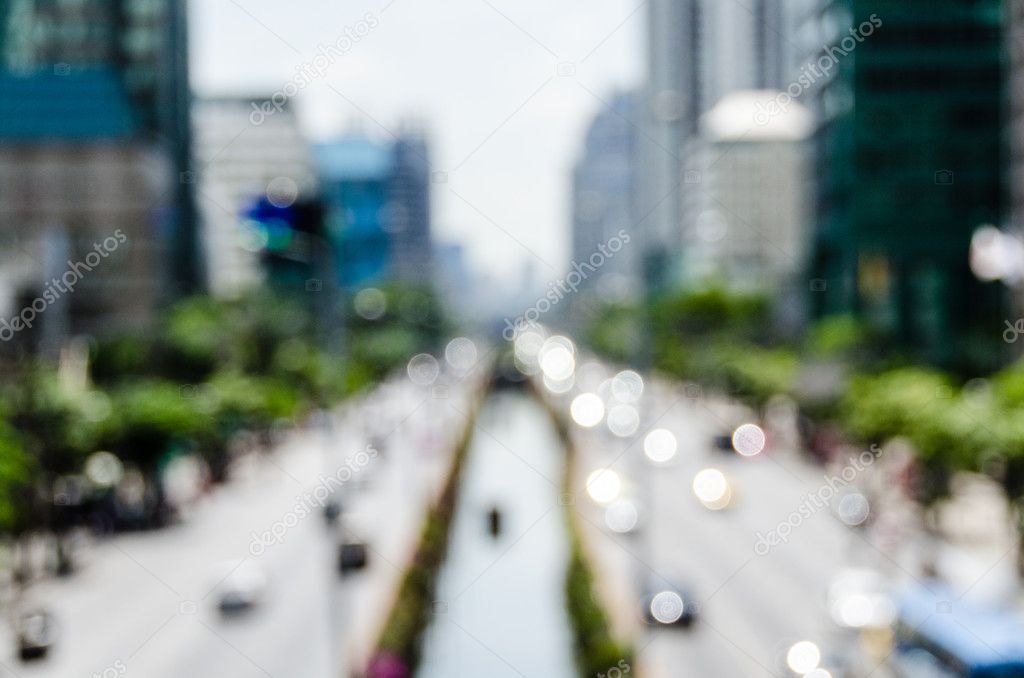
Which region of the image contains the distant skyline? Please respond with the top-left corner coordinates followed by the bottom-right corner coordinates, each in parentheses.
top-left (189, 0), bottom-right (643, 296)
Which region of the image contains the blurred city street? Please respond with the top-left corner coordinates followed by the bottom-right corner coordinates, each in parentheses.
top-left (3, 0), bottom-right (1024, 676)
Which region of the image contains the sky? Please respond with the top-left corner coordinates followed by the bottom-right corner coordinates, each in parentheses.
top-left (189, 0), bottom-right (644, 294)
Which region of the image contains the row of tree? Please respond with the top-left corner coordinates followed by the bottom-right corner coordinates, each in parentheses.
top-left (584, 286), bottom-right (1024, 559)
top-left (0, 285), bottom-right (448, 552)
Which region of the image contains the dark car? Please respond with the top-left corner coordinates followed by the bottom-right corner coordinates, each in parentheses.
top-left (711, 433), bottom-right (734, 453)
top-left (338, 541), bottom-right (368, 575)
top-left (16, 609), bottom-right (57, 660)
top-left (642, 582), bottom-right (699, 628)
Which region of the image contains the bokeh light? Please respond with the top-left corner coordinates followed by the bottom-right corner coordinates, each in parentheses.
top-left (692, 468), bottom-right (732, 510)
top-left (585, 468), bottom-right (622, 505)
top-left (837, 492), bottom-right (870, 526)
top-left (570, 393), bottom-right (605, 428)
top-left (650, 591), bottom-right (684, 624)
top-left (643, 428), bottom-right (678, 464)
top-left (85, 451), bottom-right (123, 488)
top-left (604, 501), bottom-right (639, 533)
top-left (266, 176), bottom-right (299, 207)
top-left (786, 641), bottom-right (821, 674)
top-left (538, 336), bottom-right (576, 381)
top-left (354, 287), bottom-right (387, 320)
top-left (407, 353), bottom-right (440, 386)
top-left (731, 423), bottom-right (766, 457)
top-left (606, 404), bottom-right (640, 437)
top-left (610, 370), bottom-right (644, 403)
top-left (444, 337), bottom-right (478, 373)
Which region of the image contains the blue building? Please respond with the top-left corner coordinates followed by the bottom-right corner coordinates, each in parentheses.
top-left (314, 133), bottom-right (433, 288)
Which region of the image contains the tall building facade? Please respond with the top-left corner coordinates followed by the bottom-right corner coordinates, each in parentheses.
top-left (387, 135), bottom-right (433, 283)
top-left (1011, 0), bottom-right (1024, 242)
top-left (802, 0), bottom-right (1004, 368)
top-left (700, 0), bottom-right (788, 111)
top-left (571, 91), bottom-right (641, 303)
top-left (315, 132), bottom-right (433, 289)
top-left (640, 0), bottom-right (791, 291)
top-left (0, 0), bottom-right (195, 352)
top-left (193, 96), bottom-right (318, 298)
top-left (638, 0), bottom-right (702, 291)
top-left (684, 90), bottom-right (812, 331)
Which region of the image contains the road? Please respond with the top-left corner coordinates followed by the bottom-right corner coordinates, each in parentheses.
top-left (0, 371), bottom-right (484, 678)
top-left (564, 377), bottom-right (896, 678)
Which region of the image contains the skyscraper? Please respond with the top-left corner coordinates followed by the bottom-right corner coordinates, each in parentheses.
top-left (571, 91), bottom-right (641, 302)
top-left (638, 0), bottom-right (701, 291)
top-left (700, 0), bottom-right (788, 112)
top-left (315, 132), bottom-right (434, 289)
top-left (0, 0), bottom-right (199, 293)
top-left (639, 0), bottom-right (791, 291)
top-left (803, 0), bottom-right (1004, 368)
top-left (194, 95), bottom-right (318, 298)
top-left (387, 134), bottom-right (433, 283)
top-left (0, 0), bottom-right (197, 352)
top-left (1010, 0), bottom-right (1024, 241)
top-left (683, 90), bottom-right (812, 332)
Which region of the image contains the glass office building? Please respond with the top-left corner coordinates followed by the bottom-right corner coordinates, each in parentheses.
top-left (805, 0), bottom-right (1005, 368)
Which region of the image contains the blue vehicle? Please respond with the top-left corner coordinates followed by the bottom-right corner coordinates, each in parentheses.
top-left (890, 582), bottom-right (1024, 677)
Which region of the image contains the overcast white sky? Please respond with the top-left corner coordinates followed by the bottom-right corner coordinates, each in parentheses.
top-left (189, 0), bottom-right (643, 291)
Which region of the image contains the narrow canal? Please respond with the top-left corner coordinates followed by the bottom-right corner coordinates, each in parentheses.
top-left (417, 389), bottom-right (576, 677)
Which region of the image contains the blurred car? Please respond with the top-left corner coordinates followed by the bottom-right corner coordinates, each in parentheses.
top-left (16, 609), bottom-right (57, 660)
top-left (338, 541), bottom-right (368, 574)
top-left (711, 433), bottom-right (734, 453)
top-left (215, 560), bottom-right (267, 615)
top-left (642, 580), bottom-right (698, 628)
top-left (827, 568), bottom-right (895, 630)
top-left (887, 581), bottom-right (1024, 678)
top-left (323, 500), bottom-right (341, 526)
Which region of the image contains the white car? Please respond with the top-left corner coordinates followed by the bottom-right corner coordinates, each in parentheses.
top-left (214, 560), bottom-right (267, 615)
